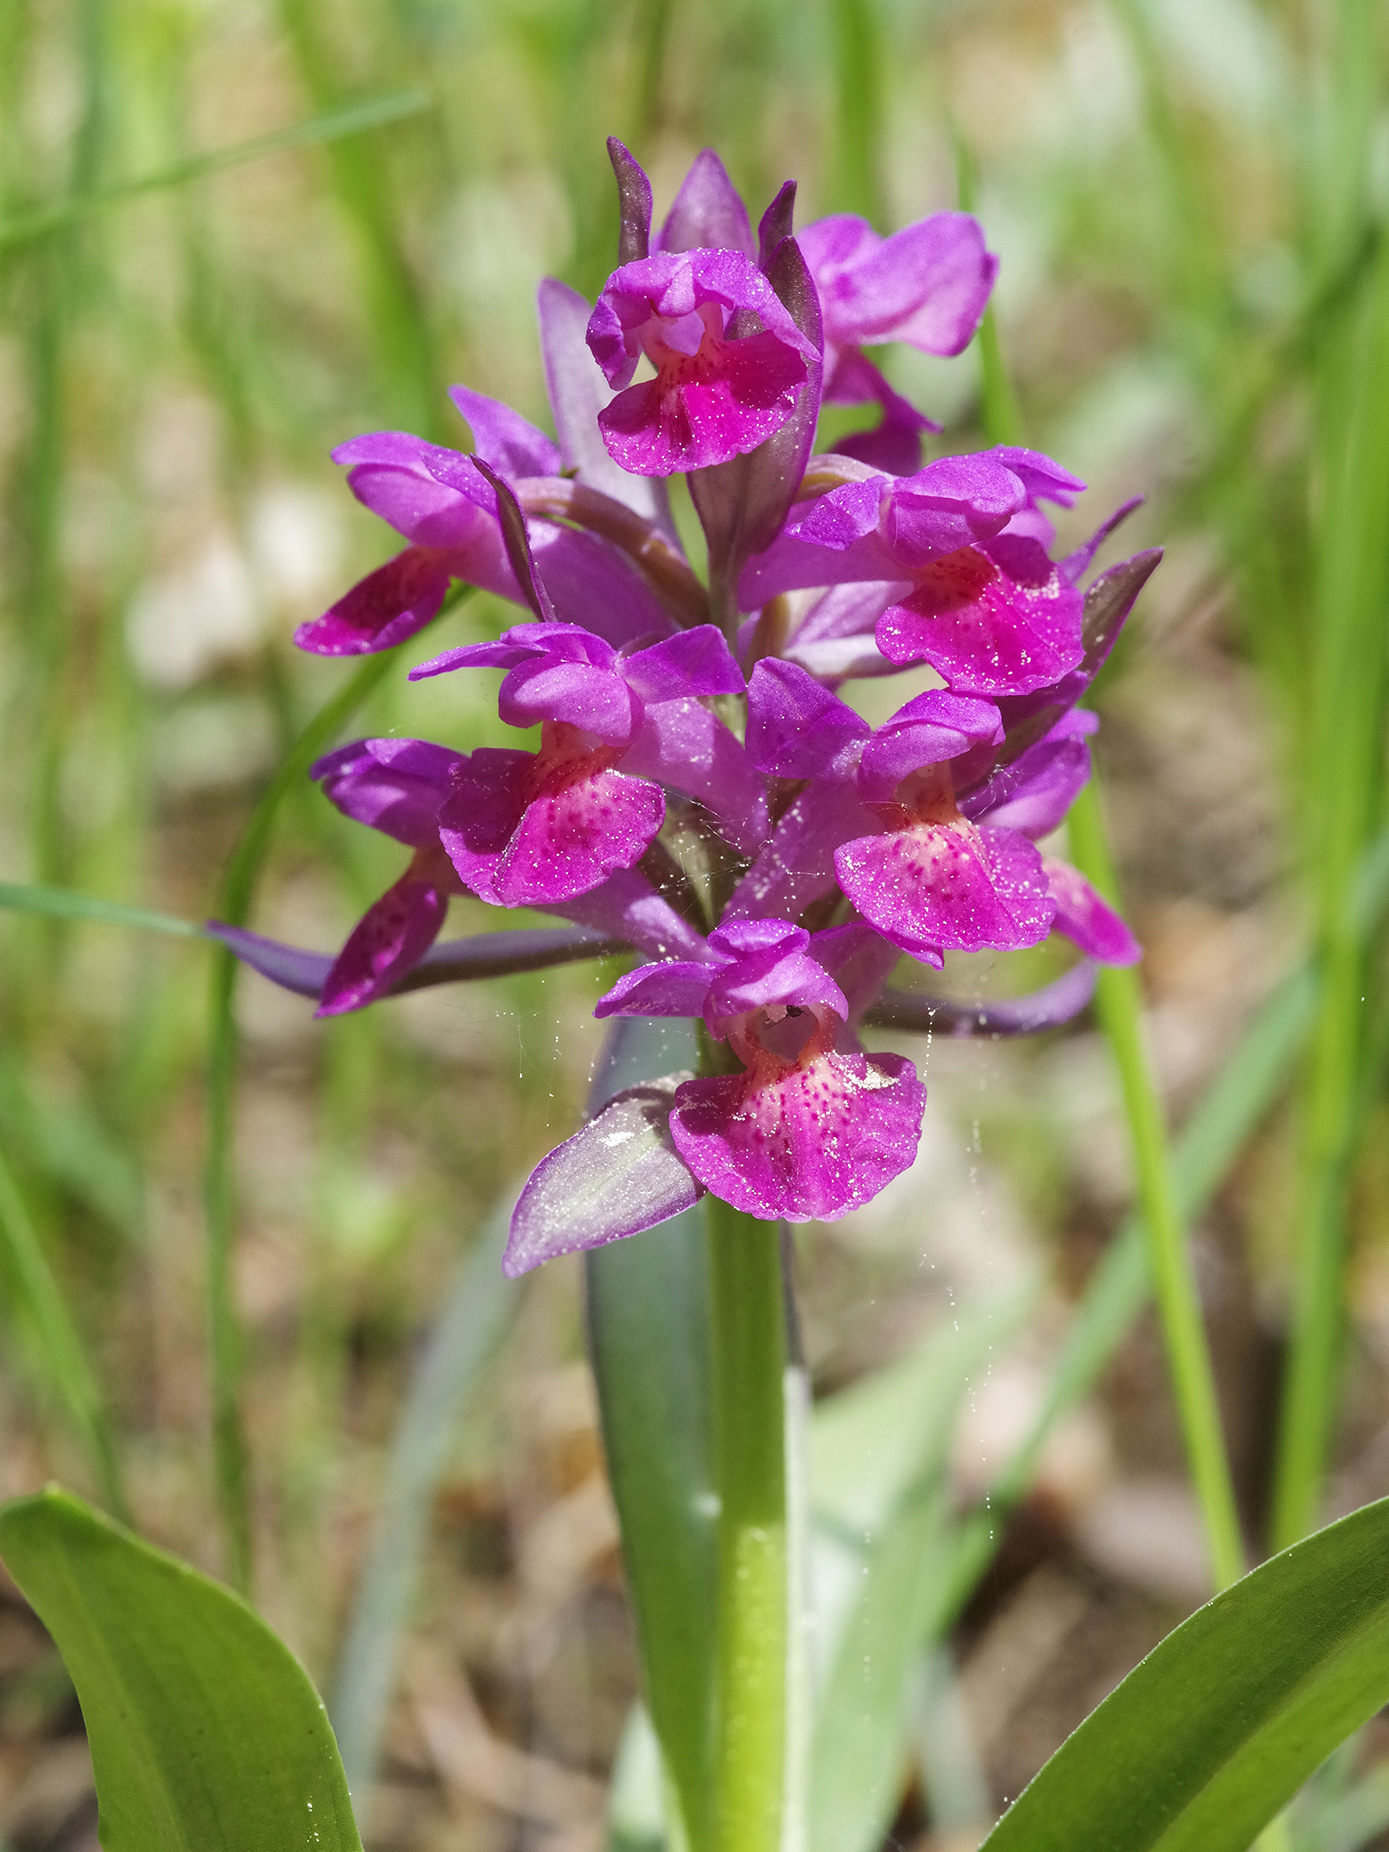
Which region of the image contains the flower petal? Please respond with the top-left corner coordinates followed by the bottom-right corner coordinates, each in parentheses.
top-left (497, 768), bottom-right (665, 907)
top-left (546, 868), bottom-right (709, 961)
top-left (802, 211), bottom-right (996, 355)
top-left (669, 1048), bottom-right (925, 1222)
top-left (620, 625), bottom-right (746, 705)
top-left (505, 1079), bottom-right (702, 1277)
top-left (596, 962), bottom-right (716, 1019)
top-left (745, 658), bottom-right (870, 779)
top-left (875, 534), bottom-right (1084, 697)
top-left (311, 736), bottom-right (464, 846)
top-left (597, 332), bottom-right (808, 476)
top-left (652, 148), bottom-right (755, 256)
top-left (294, 547), bottom-right (453, 656)
top-left (316, 877), bottom-right (448, 1017)
top-left (620, 698), bottom-right (769, 856)
top-left (727, 773), bottom-right (879, 924)
top-left (1044, 858), bottom-right (1142, 965)
top-left (836, 818), bottom-right (1055, 956)
top-left (448, 384), bottom-right (563, 478)
top-left (536, 277), bottom-right (676, 532)
top-left (960, 730), bottom-right (1091, 838)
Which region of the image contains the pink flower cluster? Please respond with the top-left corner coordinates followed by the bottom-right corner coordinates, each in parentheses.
top-left (216, 141), bottom-right (1157, 1273)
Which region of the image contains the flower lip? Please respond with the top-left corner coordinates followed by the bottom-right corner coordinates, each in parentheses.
top-left (586, 248), bottom-right (819, 476)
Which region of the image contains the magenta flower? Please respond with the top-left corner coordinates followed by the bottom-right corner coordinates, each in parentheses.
top-left (310, 738), bottom-right (469, 1016)
top-left (409, 619), bottom-right (762, 907)
top-left (586, 249), bottom-right (819, 476)
top-left (590, 919), bottom-right (925, 1226)
top-left (296, 387), bottom-right (683, 657)
top-left (798, 211), bottom-right (999, 474)
top-left (740, 447), bottom-right (1087, 696)
top-left (212, 137), bottom-right (1158, 1264)
top-left (732, 658), bottom-right (1137, 969)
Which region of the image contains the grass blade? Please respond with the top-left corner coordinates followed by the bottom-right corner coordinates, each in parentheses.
top-left (1068, 776), bottom-right (1245, 1590)
top-left (1271, 223), bottom-right (1389, 1551)
top-left (0, 90), bottom-right (432, 250)
top-left (205, 638), bottom-right (428, 1594)
top-left (331, 1205), bottom-right (519, 1799)
top-left (939, 825), bottom-right (1389, 1624)
top-left (0, 883), bottom-right (200, 936)
top-left (0, 1146), bottom-right (128, 1522)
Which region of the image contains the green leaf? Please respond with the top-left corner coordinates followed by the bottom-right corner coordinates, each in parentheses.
top-left (808, 1286), bottom-right (1035, 1852)
top-left (0, 881), bottom-right (200, 936)
top-left (0, 1487), bottom-right (363, 1852)
top-left (585, 1018), bottom-right (715, 1852)
top-left (0, 1153), bottom-right (128, 1522)
top-left (980, 1495), bottom-right (1389, 1852)
top-left (331, 1205), bottom-right (519, 1796)
top-left (0, 89), bottom-right (432, 249)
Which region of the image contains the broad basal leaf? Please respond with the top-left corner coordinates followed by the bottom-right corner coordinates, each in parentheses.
top-left (0, 1488), bottom-right (362, 1852)
top-left (980, 1494), bottom-right (1389, 1852)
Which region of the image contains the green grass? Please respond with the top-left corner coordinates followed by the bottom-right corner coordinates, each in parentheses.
top-left (1, 0), bottom-right (1386, 1844)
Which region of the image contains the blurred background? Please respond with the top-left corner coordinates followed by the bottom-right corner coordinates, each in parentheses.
top-left (1, 1), bottom-right (1387, 1848)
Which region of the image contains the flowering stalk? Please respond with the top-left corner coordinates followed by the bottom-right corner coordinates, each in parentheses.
top-left (707, 1198), bottom-right (787, 1852)
top-left (211, 139), bottom-right (1160, 1838)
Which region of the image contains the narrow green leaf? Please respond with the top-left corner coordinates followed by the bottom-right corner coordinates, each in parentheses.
top-left (808, 1288), bottom-right (1034, 1852)
top-left (0, 90), bottom-right (431, 249)
top-left (0, 1488), bottom-right (363, 1852)
top-left (331, 1206), bottom-right (519, 1797)
top-left (0, 882), bottom-right (200, 936)
top-left (941, 817), bottom-right (1389, 1625)
top-left (980, 1495), bottom-right (1389, 1852)
top-left (585, 1018), bottom-right (716, 1852)
top-left (0, 1150), bottom-right (128, 1522)
top-left (206, 633), bottom-right (442, 1593)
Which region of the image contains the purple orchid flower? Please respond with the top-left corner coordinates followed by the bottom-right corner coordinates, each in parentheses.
top-left (305, 732), bottom-right (715, 1017)
top-left (409, 619), bottom-right (762, 907)
top-left (215, 137), bottom-right (1159, 1266)
top-left (739, 447), bottom-right (1087, 697)
top-left (309, 738), bottom-right (469, 1016)
top-left (588, 918), bottom-right (926, 1227)
top-left (798, 212), bottom-right (999, 475)
top-left (294, 411), bottom-right (685, 657)
top-left (585, 249), bottom-right (819, 478)
top-left (732, 658), bottom-right (1138, 968)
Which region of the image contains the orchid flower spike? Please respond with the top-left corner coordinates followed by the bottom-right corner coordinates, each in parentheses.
top-left (213, 135), bottom-right (1159, 1271)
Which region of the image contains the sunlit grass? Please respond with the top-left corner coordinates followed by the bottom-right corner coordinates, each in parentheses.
top-left (0, 0), bottom-right (1386, 1843)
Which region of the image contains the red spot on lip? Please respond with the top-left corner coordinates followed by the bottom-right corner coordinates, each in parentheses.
top-left (914, 546), bottom-right (997, 608)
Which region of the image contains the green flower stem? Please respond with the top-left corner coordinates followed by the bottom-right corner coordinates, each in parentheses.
top-left (706, 1197), bottom-right (787, 1852)
top-left (1068, 778), bottom-right (1246, 1592)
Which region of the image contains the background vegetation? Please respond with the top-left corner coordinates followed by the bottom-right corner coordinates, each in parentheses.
top-left (0, 1), bottom-right (1386, 1848)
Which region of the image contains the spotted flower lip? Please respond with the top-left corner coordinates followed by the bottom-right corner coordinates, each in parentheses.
top-left (731, 659), bottom-right (1137, 972)
top-left (798, 210), bottom-right (999, 473)
top-left (738, 447), bottom-right (1087, 697)
top-left (586, 248), bottom-right (819, 477)
top-left (595, 919), bottom-right (926, 1223)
